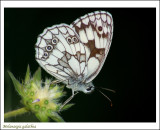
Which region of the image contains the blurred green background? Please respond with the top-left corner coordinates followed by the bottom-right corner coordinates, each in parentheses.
top-left (4, 8), bottom-right (156, 122)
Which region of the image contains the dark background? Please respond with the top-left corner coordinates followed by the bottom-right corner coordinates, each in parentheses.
top-left (4, 8), bottom-right (156, 122)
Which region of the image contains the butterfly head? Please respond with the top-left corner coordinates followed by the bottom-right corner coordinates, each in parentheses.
top-left (67, 80), bottom-right (95, 94)
top-left (81, 82), bottom-right (95, 94)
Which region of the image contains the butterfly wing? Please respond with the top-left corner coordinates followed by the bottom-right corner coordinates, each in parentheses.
top-left (71, 11), bottom-right (113, 83)
top-left (35, 11), bottom-right (113, 85)
top-left (35, 24), bottom-right (88, 84)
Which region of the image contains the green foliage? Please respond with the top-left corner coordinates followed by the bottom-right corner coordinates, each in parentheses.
top-left (61, 103), bottom-right (75, 112)
top-left (33, 67), bottom-right (41, 82)
top-left (24, 65), bottom-right (30, 84)
top-left (7, 65), bottom-right (74, 122)
top-left (8, 71), bottom-right (23, 96)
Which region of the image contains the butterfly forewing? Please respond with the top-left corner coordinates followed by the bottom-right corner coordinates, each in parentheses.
top-left (71, 11), bottom-right (113, 83)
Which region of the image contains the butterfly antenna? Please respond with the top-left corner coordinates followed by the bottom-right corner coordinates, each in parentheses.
top-left (97, 89), bottom-right (113, 107)
top-left (100, 87), bottom-right (116, 93)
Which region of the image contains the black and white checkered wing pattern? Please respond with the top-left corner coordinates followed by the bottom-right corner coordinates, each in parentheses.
top-left (35, 11), bottom-right (113, 85)
top-left (71, 11), bottom-right (113, 83)
top-left (35, 24), bottom-right (87, 84)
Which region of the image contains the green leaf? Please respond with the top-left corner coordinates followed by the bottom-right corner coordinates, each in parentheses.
top-left (25, 65), bottom-right (30, 84)
top-left (35, 112), bottom-right (49, 122)
top-left (50, 112), bottom-right (64, 122)
top-left (60, 103), bottom-right (74, 112)
top-left (8, 71), bottom-right (23, 96)
top-left (33, 67), bottom-right (41, 82)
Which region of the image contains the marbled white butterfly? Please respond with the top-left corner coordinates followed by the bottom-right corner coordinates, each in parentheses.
top-left (35, 11), bottom-right (113, 108)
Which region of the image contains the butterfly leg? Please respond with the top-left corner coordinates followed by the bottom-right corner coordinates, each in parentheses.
top-left (50, 79), bottom-right (62, 84)
top-left (58, 90), bottom-right (79, 112)
top-left (50, 79), bottom-right (68, 87)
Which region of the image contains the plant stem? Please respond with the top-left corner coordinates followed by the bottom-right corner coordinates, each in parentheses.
top-left (4, 107), bottom-right (29, 119)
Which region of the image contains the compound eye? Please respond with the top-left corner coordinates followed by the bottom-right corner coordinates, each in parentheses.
top-left (72, 36), bottom-right (78, 43)
top-left (67, 37), bottom-right (72, 44)
top-left (46, 45), bottom-right (53, 51)
top-left (86, 86), bottom-right (93, 91)
top-left (52, 37), bottom-right (58, 44)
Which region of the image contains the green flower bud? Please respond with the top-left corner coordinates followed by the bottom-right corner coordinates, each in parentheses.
top-left (7, 65), bottom-right (74, 122)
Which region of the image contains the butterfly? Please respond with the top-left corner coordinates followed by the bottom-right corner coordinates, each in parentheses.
top-left (35, 11), bottom-right (113, 109)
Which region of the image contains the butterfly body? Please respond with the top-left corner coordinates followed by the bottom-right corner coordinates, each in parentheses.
top-left (66, 79), bottom-right (94, 93)
top-left (35, 11), bottom-right (113, 95)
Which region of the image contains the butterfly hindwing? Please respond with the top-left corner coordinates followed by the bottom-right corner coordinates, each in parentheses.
top-left (35, 24), bottom-right (88, 84)
top-left (71, 11), bottom-right (113, 83)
